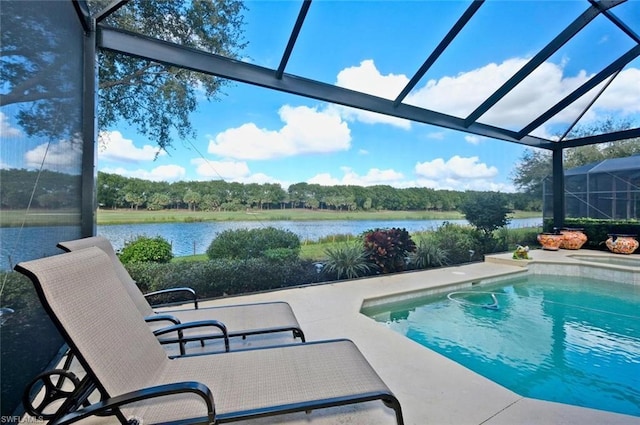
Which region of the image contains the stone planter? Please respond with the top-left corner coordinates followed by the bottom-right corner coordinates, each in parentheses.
top-left (537, 233), bottom-right (563, 251)
top-left (605, 234), bottom-right (639, 255)
top-left (559, 228), bottom-right (587, 250)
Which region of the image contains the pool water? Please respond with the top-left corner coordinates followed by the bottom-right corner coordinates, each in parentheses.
top-left (364, 275), bottom-right (640, 417)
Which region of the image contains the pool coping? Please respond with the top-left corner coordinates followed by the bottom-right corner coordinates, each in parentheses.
top-left (189, 249), bottom-right (640, 424)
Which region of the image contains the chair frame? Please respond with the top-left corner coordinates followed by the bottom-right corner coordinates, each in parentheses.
top-left (16, 249), bottom-right (404, 425)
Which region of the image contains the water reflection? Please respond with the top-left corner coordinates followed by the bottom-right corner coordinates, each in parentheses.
top-left (0, 218), bottom-right (541, 270)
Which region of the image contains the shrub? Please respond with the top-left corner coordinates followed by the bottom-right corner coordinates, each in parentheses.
top-left (459, 192), bottom-right (512, 237)
top-left (317, 233), bottom-right (355, 244)
top-left (0, 271), bottom-right (42, 312)
top-left (206, 227), bottom-right (301, 260)
top-left (126, 258), bottom-right (317, 300)
top-left (363, 228), bottom-right (416, 274)
top-left (263, 247), bottom-right (299, 262)
top-left (409, 237), bottom-right (449, 269)
top-left (118, 235), bottom-right (173, 264)
top-left (430, 222), bottom-right (481, 263)
top-left (496, 227), bottom-right (541, 251)
top-left (322, 242), bottom-right (373, 280)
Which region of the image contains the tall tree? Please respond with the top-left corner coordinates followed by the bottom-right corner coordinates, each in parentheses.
top-left (510, 148), bottom-right (552, 197)
top-left (459, 192), bottom-right (512, 253)
top-left (96, 0), bottom-right (247, 151)
top-left (511, 117), bottom-right (640, 196)
top-left (1, 1), bottom-right (247, 151)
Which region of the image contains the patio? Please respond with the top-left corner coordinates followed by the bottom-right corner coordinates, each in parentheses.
top-left (4, 1), bottom-right (640, 420)
top-left (143, 250), bottom-right (638, 425)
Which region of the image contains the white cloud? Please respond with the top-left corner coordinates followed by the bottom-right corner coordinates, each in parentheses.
top-left (24, 138), bottom-right (82, 173)
top-left (330, 57), bottom-right (639, 135)
top-left (465, 135), bottom-right (484, 145)
top-left (190, 158), bottom-right (289, 186)
top-left (208, 105), bottom-right (351, 160)
top-left (191, 158), bottom-right (251, 180)
top-left (333, 60), bottom-right (412, 129)
top-left (404, 58), bottom-right (640, 134)
top-left (426, 131), bottom-right (446, 140)
top-left (415, 176), bottom-right (515, 192)
top-left (0, 112), bottom-right (22, 137)
top-left (100, 164), bottom-right (186, 182)
top-left (98, 130), bottom-right (166, 163)
top-left (306, 163), bottom-right (514, 191)
top-left (592, 67), bottom-right (640, 115)
top-left (412, 155), bottom-right (516, 191)
top-left (415, 155), bottom-right (498, 180)
top-left (336, 59), bottom-right (408, 99)
top-left (405, 58), bottom-right (590, 129)
top-left (307, 173), bottom-right (341, 186)
top-left (309, 167), bottom-right (405, 187)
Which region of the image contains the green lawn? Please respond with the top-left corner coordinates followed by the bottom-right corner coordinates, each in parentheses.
top-left (96, 208), bottom-right (468, 225)
top-left (96, 208), bottom-right (539, 225)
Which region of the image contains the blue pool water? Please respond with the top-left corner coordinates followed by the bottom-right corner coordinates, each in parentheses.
top-left (364, 275), bottom-right (640, 417)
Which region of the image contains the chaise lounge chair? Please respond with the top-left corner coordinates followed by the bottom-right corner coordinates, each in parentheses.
top-left (16, 247), bottom-right (404, 425)
top-left (57, 236), bottom-right (305, 352)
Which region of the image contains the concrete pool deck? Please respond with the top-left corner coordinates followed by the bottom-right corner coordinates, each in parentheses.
top-left (40, 249), bottom-right (639, 424)
top-left (159, 249), bottom-right (639, 425)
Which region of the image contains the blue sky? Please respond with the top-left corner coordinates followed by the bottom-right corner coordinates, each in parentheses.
top-left (6, 1), bottom-right (640, 192)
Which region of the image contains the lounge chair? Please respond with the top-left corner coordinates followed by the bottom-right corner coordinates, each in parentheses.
top-left (57, 236), bottom-right (305, 352)
top-left (16, 247), bottom-right (404, 425)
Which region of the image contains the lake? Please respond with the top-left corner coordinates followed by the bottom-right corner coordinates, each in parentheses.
top-left (96, 218), bottom-right (542, 257)
top-left (0, 218), bottom-right (542, 270)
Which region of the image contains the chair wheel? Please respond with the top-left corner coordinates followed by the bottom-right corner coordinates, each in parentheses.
top-left (22, 369), bottom-right (80, 420)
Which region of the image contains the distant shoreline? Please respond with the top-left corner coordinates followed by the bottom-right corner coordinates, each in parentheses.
top-left (96, 208), bottom-right (541, 225)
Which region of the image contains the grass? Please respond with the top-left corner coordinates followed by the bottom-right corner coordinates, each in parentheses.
top-left (0, 209), bottom-right (81, 227)
top-left (172, 241), bottom-right (344, 263)
top-left (95, 208), bottom-right (540, 225)
top-left (1, 207), bottom-right (540, 227)
top-left (96, 208), bottom-right (469, 225)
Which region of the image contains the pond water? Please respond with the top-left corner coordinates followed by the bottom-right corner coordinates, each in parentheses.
top-left (96, 218), bottom-right (542, 257)
top-left (0, 218), bottom-right (542, 270)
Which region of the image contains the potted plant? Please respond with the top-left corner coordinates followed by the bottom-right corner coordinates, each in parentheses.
top-left (605, 234), bottom-right (639, 255)
top-left (559, 227), bottom-right (588, 250)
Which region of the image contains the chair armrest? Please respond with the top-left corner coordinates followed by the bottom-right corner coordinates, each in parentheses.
top-left (52, 381), bottom-right (215, 425)
top-left (153, 320), bottom-right (230, 354)
top-left (144, 287), bottom-right (199, 309)
top-left (145, 314), bottom-right (181, 326)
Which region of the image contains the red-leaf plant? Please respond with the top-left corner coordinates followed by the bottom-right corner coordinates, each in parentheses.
top-left (363, 228), bottom-right (416, 274)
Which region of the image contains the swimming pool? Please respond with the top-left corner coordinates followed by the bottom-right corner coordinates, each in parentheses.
top-left (363, 274), bottom-right (640, 417)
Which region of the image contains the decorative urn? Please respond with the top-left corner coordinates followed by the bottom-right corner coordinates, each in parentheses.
top-left (537, 232), bottom-right (563, 251)
top-left (605, 234), bottom-right (639, 255)
top-left (559, 228), bottom-right (588, 250)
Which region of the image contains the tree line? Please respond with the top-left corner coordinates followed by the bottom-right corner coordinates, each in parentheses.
top-left (0, 169), bottom-right (538, 212)
top-left (96, 172), bottom-right (538, 212)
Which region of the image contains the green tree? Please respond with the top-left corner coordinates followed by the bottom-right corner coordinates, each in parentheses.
top-left (2, 1), bottom-right (247, 150)
top-left (459, 192), bottom-right (512, 250)
top-left (98, 172), bottom-right (130, 208)
top-left (183, 190), bottom-right (202, 212)
top-left (511, 117), bottom-right (640, 196)
top-left (95, 0), bottom-right (247, 151)
top-left (511, 148), bottom-right (552, 197)
top-left (124, 192), bottom-right (145, 210)
top-left (147, 193), bottom-right (171, 210)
